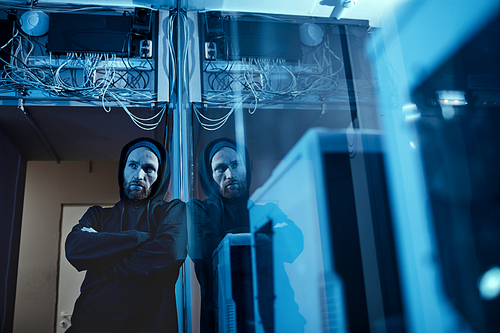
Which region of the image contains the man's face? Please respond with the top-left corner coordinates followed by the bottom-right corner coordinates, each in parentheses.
top-left (211, 147), bottom-right (247, 199)
top-left (123, 147), bottom-right (159, 201)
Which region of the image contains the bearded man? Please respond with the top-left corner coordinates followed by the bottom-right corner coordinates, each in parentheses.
top-left (65, 137), bottom-right (187, 333)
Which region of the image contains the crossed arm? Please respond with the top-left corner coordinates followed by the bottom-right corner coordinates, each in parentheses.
top-left (65, 200), bottom-right (187, 278)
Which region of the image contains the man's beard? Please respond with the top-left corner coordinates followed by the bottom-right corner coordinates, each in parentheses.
top-left (220, 180), bottom-right (247, 200)
top-left (123, 180), bottom-right (152, 201)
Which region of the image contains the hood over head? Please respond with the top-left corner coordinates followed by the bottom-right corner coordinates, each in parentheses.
top-left (198, 137), bottom-right (251, 200)
top-left (118, 137), bottom-right (170, 202)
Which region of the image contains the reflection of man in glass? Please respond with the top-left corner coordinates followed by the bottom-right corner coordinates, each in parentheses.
top-left (189, 138), bottom-right (253, 333)
top-left (65, 137), bottom-right (187, 333)
top-left (189, 138), bottom-right (305, 333)
top-left (211, 145), bottom-right (248, 200)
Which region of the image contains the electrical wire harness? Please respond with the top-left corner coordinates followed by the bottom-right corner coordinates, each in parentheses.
top-left (194, 33), bottom-right (345, 131)
top-left (0, 8), bottom-right (168, 131)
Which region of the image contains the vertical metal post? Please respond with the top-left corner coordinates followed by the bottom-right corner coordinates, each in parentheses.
top-left (174, 2), bottom-right (195, 332)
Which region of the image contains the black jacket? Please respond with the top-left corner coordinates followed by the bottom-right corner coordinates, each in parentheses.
top-left (188, 138), bottom-right (252, 261)
top-left (65, 137), bottom-right (187, 333)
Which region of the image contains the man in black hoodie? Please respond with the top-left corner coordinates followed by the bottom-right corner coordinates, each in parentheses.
top-left (188, 138), bottom-right (254, 333)
top-left (65, 137), bottom-right (187, 333)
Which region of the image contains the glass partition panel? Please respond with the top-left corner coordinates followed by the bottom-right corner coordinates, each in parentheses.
top-left (183, 7), bottom-right (400, 333)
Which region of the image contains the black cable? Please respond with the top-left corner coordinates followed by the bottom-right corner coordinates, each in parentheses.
top-left (339, 25), bottom-right (359, 129)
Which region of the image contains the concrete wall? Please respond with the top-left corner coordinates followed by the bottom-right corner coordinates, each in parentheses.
top-left (13, 161), bottom-right (119, 333)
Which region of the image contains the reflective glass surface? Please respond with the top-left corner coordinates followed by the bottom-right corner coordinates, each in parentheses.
top-left (182, 6), bottom-right (396, 333)
top-left (182, 1), bottom-right (500, 333)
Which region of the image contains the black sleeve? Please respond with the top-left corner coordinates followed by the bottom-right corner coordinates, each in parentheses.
top-left (109, 200), bottom-right (188, 278)
top-left (65, 206), bottom-right (151, 272)
top-left (187, 199), bottom-right (223, 263)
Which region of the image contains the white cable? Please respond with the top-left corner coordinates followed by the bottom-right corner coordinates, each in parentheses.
top-left (193, 94), bottom-right (251, 131)
top-left (167, 12), bottom-right (177, 96)
top-left (195, 38), bottom-right (346, 131)
top-left (0, 28), bottom-right (162, 130)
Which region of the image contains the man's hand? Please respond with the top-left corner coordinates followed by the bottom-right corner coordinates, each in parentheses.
top-left (81, 227), bottom-right (98, 233)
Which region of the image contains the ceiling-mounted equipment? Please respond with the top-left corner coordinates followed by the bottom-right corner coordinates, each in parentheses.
top-left (299, 23), bottom-right (324, 46)
top-left (205, 11), bottom-right (225, 38)
top-left (227, 19), bottom-right (302, 61)
top-left (20, 10), bottom-right (49, 36)
top-left (46, 13), bottom-right (132, 55)
top-left (132, 8), bottom-right (152, 36)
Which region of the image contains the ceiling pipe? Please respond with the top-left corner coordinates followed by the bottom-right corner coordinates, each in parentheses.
top-left (331, 0), bottom-right (357, 19)
top-left (17, 98), bottom-right (61, 164)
